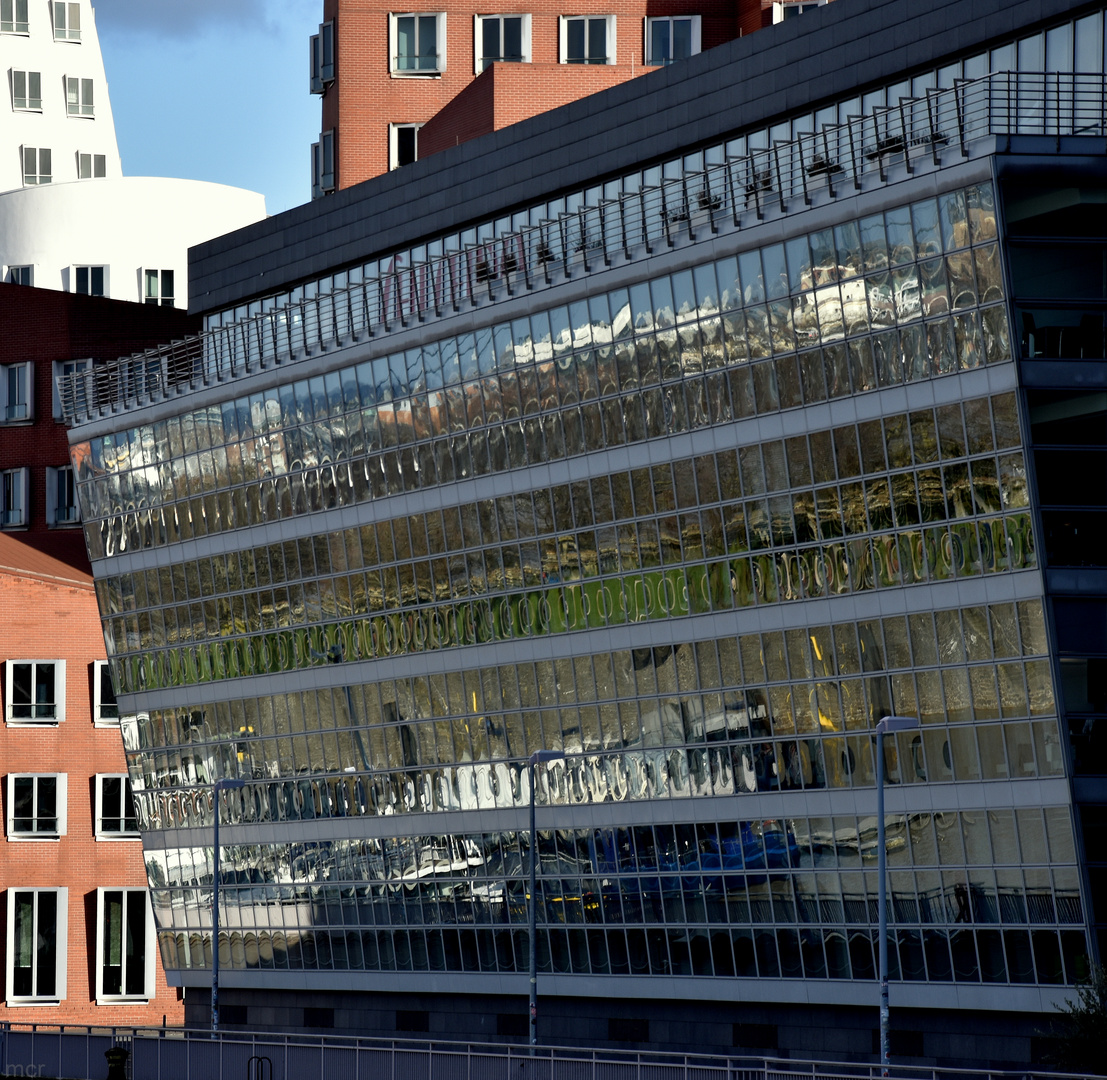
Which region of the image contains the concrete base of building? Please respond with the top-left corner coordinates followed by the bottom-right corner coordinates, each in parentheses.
top-left (184, 987), bottom-right (1065, 1071)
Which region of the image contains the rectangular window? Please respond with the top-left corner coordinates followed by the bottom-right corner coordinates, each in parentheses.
top-left (772, 0), bottom-right (828, 21)
top-left (73, 265), bottom-right (105, 296)
top-left (143, 268), bottom-right (174, 306)
top-left (1, 0), bottom-right (28, 33)
top-left (390, 12), bottom-right (445, 74)
top-left (1, 361), bottom-right (32, 421)
top-left (6, 775), bottom-right (66, 837)
top-left (6, 889), bottom-right (67, 1004)
top-left (96, 888), bottom-right (153, 1001)
top-left (52, 358), bottom-right (88, 418)
top-left (53, 1), bottom-right (80, 39)
top-left (311, 131), bottom-right (335, 198)
top-left (23, 147), bottom-right (51, 185)
top-left (310, 20), bottom-right (334, 92)
top-left (94, 775), bottom-right (138, 837)
top-left (475, 14), bottom-right (529, 72)
top-left (93, 660), bottom-right (118, 725)
top-left (389, 123), bottom-right (422, 169)
top-left (66, 76), bottom-right (93, 116)
top-left (6, 266), bottom-right (32, 286)
top-left (645, 16), bottom-right (700, 65)
top-left (12, 70), bottom-right (41, 109)
top-left (560, 15), bottom-right (615, 65)
top-left (1, 469), bottom-right (29, 528)
top-left (78, 152), bottom-right (106, 179)
top-left (4, 660), bottom-right (65, 722)
top-left (45, 466), bottom-right (79, 525)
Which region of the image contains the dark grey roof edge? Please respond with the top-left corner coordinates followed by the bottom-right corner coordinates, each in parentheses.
top-left (189, 0), bottom-right (1101, 314)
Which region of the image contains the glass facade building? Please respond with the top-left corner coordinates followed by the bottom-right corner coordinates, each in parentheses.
top-left (61, 0), bottom-right (1107, 1065)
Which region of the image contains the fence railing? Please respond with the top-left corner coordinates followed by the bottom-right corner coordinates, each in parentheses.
top-left (60, 71), bottom-right (1107, 428)
top-left (0, 1024), bottom-right (1096, 1080)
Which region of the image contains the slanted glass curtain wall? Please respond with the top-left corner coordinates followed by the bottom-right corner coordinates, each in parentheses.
top-left (75, 174), bottom-right (1087, 992)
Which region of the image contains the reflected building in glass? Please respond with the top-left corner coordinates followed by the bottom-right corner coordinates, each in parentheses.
top-left (61, 0), bottom-right (1107, 1066)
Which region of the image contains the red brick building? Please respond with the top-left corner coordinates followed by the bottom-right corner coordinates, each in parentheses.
top-left (310, 0), bottom-right (831, 190)
top-left (0, 282), bottom-right (197, 1023)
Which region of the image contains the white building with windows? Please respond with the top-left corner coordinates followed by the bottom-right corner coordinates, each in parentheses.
top-left (1, 0), bottom-right (266, 307)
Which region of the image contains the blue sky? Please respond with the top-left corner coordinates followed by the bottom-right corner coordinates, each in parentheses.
top-left (94, 0), bottom-right (321, 215)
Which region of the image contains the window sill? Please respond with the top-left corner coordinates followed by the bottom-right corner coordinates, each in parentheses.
top-left (5, 718), bottom-right (61, 726)
top-left (94, 833), bottom-right (142, 842)
top-left (66, 113), bottom-right (95, 119)
top-left (13, 107), bottom-right (43, 114)
top-left (390, 71), bottom-right (443, 78)
top-left (5, 998), bottom-right (61, 1008)
top-left (94, 718), bottom-right (121, 728)
top-left (0, 419), bottom-right (33, 426)
top-left (97, 996), bottom-right (152, 1006)
top-left (7, 834), bottom-right (62, 842)
top-left (48, 520), bottom-right (82, 529)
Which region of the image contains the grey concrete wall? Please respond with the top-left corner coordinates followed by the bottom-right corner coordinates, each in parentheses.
top-left (188, 0), bottom-right (1102, 315)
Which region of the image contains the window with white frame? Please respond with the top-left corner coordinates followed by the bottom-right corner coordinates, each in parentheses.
top-left (73, 265), bottom-right (105, 296)
top-left (78, 152), bottom-right (106, 178)
top-left (474, 14), bottom-right (529, 72)
top-left (53, 1), bottom-right (80, 39)
top-left (45, 466), bottom-right (79, 525)
top-left (4, 660), bottom-right (65, 722)
top-left (94, 775), bottom-right (138, 837)
top-left (22, 147), bottom-right (51, 185)
top-left (11, 70), bottom-right (41, 110)
top-left (66, 76), bottom-right (93, 116)
top-left (6, 888), bottom-right (67, 1004)
top-left (1, 361), bottom-right (32, 421)
top-left (645, 15), bottom-right (700, 65)
top-left (6, 774), bottom-right (66, 838)
top-left (52, 358), bottom-right (88, 418)
top-left (143, 268), bottom-right (174, 306)
top-left (93, 660), bottom-right (118, 725)
top-left (559, 15), bottom-right (615, 64)
top-left (1, 469), bottom-right (28, 529)
top-left (772, 0), bottom-right (828, 21)
top-left (309, 20), bottom-right (335, 92)
top-left (96, 888), bottom-right (154, 1001)
top-left (6, 266), bottom-right (32, 286)
top-left (1, 0), bottom-right (28, 33)
top-left (390, 12), bottom-right (446, 74)
top-left (389, 123), bottom-right (422, 169)
top-left (311, 131), bottom-right (335, 198)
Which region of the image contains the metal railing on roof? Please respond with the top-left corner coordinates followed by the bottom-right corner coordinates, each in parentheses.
top-left (59, 71), bottom-right (1107, 428)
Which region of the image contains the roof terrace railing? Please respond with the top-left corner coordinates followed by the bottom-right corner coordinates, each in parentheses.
top-left (60, 71), bottom-right (1107, 428)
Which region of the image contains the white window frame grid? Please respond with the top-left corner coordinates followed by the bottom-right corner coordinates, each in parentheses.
top-left (53, 1), bottom-right (80, 40)
top-left (6, 887), bottom-right (68, 1005)
top-left (71, 264), bottom-right (107, 296)
top-left (66, 76), bottom-right (93, 116)
top-left (5, 265), bottom-right (33, 286)
top-left (45, 465), bottom-right (79, 526)
top-left (473, 14), bottom-right (531, 73)
top-left (1, 0), bottom-right (29, 33)
top-left (772, 0), bottom-right (829, 22)
top-left (389, 122), bottom-right (423, 170)
top-left (77, 152), bottom-right (106, 179)
top-left (52, 358), bottom-right (87, 418)
top-left (389, 12), bottom-right (446, 75)
top-left (22, 146), bottom-right (51, 185)
top-left (1, 468), bottom-right (29, 529)
top-left (644, 15), bottom-right (701, 65)
top-left (142, 268), bottom-right (175, 306)
top-left (6, 774), bottom-right (67, 839)
top-left (95, 888), bottom-right (154, 1003)
top-left (312, 131), bottom-right (336, 199)
top-left (1, 361), bottom-right (33, 422)
top-left (310, 20), bottom-right (335, 92)
top-left (11, 69), bottom-right (41, 110)
top-left (559, 15), bottom-right (616, 65)
top-left (93, 661), bottom-right (119, 726)
top-left (4, 659), bottom-right (66, 723)
top-left (94, 774), bottom-right (139, 838)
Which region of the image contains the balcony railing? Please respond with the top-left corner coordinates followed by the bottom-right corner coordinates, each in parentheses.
top-left (60, 71), bottom-right (1107, 428)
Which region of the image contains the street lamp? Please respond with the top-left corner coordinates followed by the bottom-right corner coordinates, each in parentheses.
top-left (528, 749), bottom-right (565, 1051)
top-left (874, 715), bottom-right (919, 1073)
top-left (211, 776), bottom-right (246, 1037)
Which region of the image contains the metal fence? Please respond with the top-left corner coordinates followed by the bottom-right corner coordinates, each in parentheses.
top-left (59, 70), bottom-right (1107, 428)
top-left (0, 1025), bottom-right (1097, 1080)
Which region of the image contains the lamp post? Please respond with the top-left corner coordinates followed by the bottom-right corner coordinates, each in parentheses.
top-left (528, 749), bottom-right (565, 1051)
top-left (875, 715), bottom-right (918, 1073)
top-left (211, 776), bottom-right (246, 1037)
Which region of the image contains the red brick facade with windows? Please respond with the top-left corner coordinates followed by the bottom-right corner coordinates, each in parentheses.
top-left (0, 282), bottom-right (197, 1024)
top-left (317, 0), bottom-right (814, 187)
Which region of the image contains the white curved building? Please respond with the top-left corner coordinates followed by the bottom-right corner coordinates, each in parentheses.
top-left (2, 0), bottom-right (265, 306)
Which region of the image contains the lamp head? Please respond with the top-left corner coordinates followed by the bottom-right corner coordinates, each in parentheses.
top-left (215, 778), bottom-right (247, 791)
top-left (876, 715), bottom-right (919, 734)
top-left (529, 750), bottom-right (566, 764)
